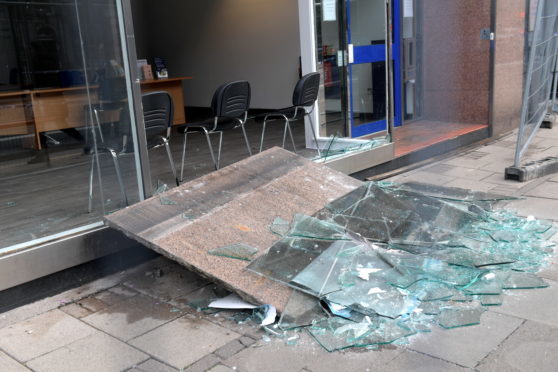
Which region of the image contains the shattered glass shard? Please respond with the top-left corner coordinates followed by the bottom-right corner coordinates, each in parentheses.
top-left (278, 290), bottom-right (328, 330)
top-left (208, 243), bottom-right (258, 261)
top-left (270, 216), bottom-right (291, 236)
top-left (160, 196), bottom-right (177, 205)
top-left (437, 305), bottom-right (486, 329)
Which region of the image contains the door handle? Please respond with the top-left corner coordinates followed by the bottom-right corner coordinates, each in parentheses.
top-left (348, 44), bottom-right (354, 64)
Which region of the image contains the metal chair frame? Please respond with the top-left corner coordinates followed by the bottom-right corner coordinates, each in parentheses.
top-left (87, 91), bottom-right (179, 213)
top-left (180, 111), bottom-right (251, 181)
top-left (259, 105), bottom-right (321, 156)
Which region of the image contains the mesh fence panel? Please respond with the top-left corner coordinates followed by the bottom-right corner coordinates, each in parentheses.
top-left (514, 0), bottom-right (558, 166)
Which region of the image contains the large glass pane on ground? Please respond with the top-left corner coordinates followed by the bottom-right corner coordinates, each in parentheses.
top-left (0, 0), bottom-right (141, 250)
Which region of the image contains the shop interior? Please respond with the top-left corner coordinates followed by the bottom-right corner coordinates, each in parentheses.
top-left (0, 0), bottom-right (491, 250)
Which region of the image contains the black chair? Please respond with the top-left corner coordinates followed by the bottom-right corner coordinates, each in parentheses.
top-left (142, 91), bottom-right (179, 187)
top-left (87, 90), bottom-right (178, 213)
top-left (178, 80), bottom-right (252, 180)
top-left (258, 72), bottom-right (321, 156)
top-left (86, 77), bottom-right (130, 213)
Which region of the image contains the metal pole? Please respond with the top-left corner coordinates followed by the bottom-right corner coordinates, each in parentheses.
top-left (385, 0), bottom-right (395, 139)
top-left (514, 0), bottom-right (544, 167)
top-left (116, 0), bottom-right (152, 198)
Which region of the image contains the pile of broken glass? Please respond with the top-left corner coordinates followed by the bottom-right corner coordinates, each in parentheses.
top-left (246, 181), bottom-right (556, 351)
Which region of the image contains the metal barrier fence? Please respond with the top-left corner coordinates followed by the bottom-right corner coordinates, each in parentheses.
top-left (553, 54), bottom-right (558, 113)
top-left (514, 0), bottom-right (558, 167)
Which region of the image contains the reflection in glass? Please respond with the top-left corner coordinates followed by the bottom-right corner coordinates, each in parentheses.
top-left (0, 0), bottom-right (140, 249)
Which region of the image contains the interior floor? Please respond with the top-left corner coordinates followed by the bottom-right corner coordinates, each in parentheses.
top-left (0, 118), bottom-right (313, 251)
top-left (393, 120), bottom-right (488, 157)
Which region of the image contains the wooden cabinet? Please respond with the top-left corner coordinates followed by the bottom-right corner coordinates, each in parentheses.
top-left (0, 77), bottom-right (191, 149)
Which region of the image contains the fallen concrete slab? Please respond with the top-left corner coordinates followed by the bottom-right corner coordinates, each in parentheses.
top-left (105, 148), bottom-right (360, 311)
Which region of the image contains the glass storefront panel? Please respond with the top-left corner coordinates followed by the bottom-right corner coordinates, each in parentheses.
top-left (0, 0), bottom-right (141, 250)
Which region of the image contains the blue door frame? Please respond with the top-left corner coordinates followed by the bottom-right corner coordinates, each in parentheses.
top-left (347, 0), bottom-right (402, 138)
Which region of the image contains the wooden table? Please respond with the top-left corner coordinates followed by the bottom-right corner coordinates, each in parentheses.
top-left (0, 76), bottom-right (192, 149)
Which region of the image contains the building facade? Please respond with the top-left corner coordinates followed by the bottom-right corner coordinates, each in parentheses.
top-left (0, 0), bottom-right (535, 290)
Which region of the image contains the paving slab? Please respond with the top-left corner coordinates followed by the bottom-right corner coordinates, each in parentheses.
top-left (0, 351), bottom-right (29, 372)
top-left (0, 309), bottom-right (96, 362)
top-left (60, 302), bottom-right (93, 319)
top-left (442, 156), bottom-right (492, 169)
top-left (432, 164), bottom-right (495, 181)
top-left (384, 350), bottom-right (470, 372)
top-left (393, 170), bottom-right (456, 186)
top-left (26, 332), bottom-right (148, 372)
top-left (491, 279), bottom-right (558, 328)
top-left (407, 311), bottom-right (523, 368)
top-left (123, 261), bottom-right (209, 302)
top-left (503, 196), bottom-right (558, 221)
top-left (222, 332), bottom-right (402, 372)
top-left (134, 358), bottom-right (178, 372)
top-left (129, 314), bottom-right (239, 369)
top-left (82, 294), bottom-right (184, 341)
top-left (444, 178), bottom-right (496, 192)
top-left (105, 148), bottom-right (361, 311)
top-left (525, 180), bottom-right (558, 200)
top-left (94, 285), bottom-right (138, 306)
top-left (477, 320), bottom-right (558, 372)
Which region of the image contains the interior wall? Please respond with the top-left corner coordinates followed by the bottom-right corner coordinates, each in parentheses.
top-left (491, 0), bottom-right (526, 136)
top-left (420, 0), bottom-right (491, 124)
top-left (131, 0), bottom-right (301, 109)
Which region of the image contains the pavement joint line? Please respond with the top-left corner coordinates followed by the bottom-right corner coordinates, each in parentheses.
top-left (473, 318), bottom-right (527, 370)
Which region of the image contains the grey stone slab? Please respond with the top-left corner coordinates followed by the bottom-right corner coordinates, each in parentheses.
top-left (538, 248), bottom-right (558, 282)
top-left (525, 180), bottom-right (558, 199)
top-left (435, 165), bottom-right (495, 181)
top-left (503, 196), bottom-right (558, 221)
top-left (26, 332), bottom-right (148, 372)
top-left (214, 339), bottom-right (246, 359)
top-left (444, 178), bottom-right (496, 192)
top-left (238, 336), bottom-right (256, 347)
top-left (135, 358), bottom-right (178, 372)
top-left (60, 303), bottom-right (93, 319)
top-left (385, 350), bottom-right (470, 371)
top-left (82, 294), bottom-right (183, 341)
top-left (442, 156), bottom-right (492, 169)
top-left (477, 321), bottom-right (558, 372)
top-left (408, 311), bottom-right (523, 368)
top-left (0, 309), bottom-right (96, 362)
top-left (207, 365), bottom-right (235, 372)
top-left (0, 351), bottom-right (30, 372)
top-left (492, 279), bottom-right (558, 328)
top-left (395, 171), bottom-right (456, 186)
top-left (77, 296), bottom-right (108, 312)
top-left (123, 261), bottom-right (210, 302)
top-left (222, 332), bottom-right (402, 372)
top-left (129, 315), bottom-right (239, 369)
top-left (184, 354), bottom-right (221, 372)
top-left (94, 286), bottom-right (138, 306)
top-left (0, 272), bottom-right (124, 330)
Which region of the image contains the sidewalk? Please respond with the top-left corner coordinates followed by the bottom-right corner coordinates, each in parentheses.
top-left (1, 127), bottom-right (558, 372)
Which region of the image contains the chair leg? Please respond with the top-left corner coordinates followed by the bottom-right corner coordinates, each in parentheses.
top-left (282, 119), bottom-right (289, 149)
top-left (163, 138), bottom-right (179, 186)
top-left (308, 114), bottom-right (321, 157)
top-left (109, 149), bottom-right (128, 208)
top-left (259, 119), bottom-right (267, 153)
top-left (203, 129), bottom-right (219, 170)
top-left (286, 121), bottom-right (297, 153)
top-left (240, 124), bottom-right (252, 156)
top-left (215, 131), bottom-right (223, 170)
top-left (180, 132), bottom-right (189, 182)
top-left (88, 154), bottom-right (95, 213)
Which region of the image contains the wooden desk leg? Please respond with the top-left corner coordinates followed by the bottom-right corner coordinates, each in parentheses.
top-left (30, 94), bottom-right (42, 150)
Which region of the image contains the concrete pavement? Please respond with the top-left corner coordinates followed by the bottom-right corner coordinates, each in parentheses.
top-left (1, 127), bottom-right (558, 371)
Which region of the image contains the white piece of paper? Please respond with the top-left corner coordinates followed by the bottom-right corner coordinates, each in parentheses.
top-left (356, 267), bottom-right (381, 281)
top-left (323, 0), bottom-right (336, 21)
top-left (209, 294), bottom-right (276, 326)
top-left (368, 287), bottom-right (386, 295)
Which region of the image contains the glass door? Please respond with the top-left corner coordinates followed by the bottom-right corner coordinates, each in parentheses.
top-left (346, 0), bottom-right (401, 137)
